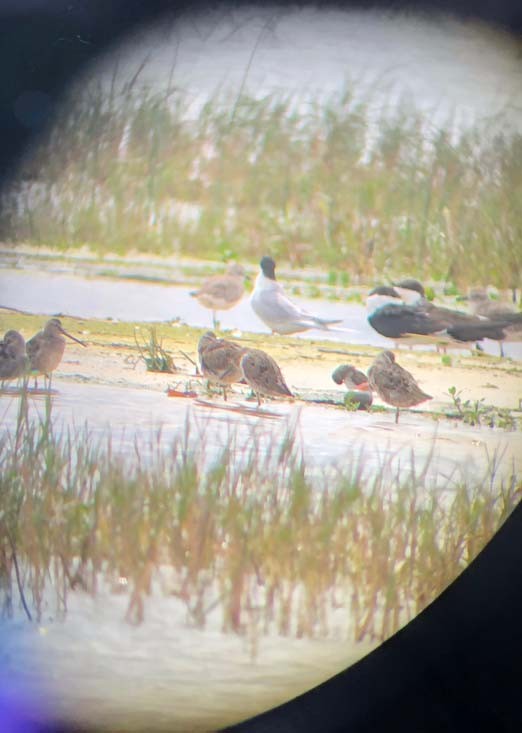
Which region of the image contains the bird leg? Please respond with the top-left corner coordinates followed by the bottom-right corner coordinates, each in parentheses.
top-left (222, 385), bottom-right (228, 402)
top-left (500, 342), bottom-right (505, 358)
top-left (395, 406), bottom-right (400, 424)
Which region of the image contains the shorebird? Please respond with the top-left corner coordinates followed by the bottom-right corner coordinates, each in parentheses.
top-left (332, 364), bottom-right (370, 391)
top-left (367, 285), bottom-right (509, 352)
top-left (0, 330), bottom-right (29, 383)
top-left (239, 348), bottom-right (293, 407)
top-left (27, 318), bottom-right (86, 388)
top-left (190, 263), bottom-right (248, 329)
top-left (250, 256), bottom-right (343, 335)
top-left (466, 288), bottom-right (522, 356)
top-left (368, 350), bottom-right (432, 423)
top-left (331, 364), bottom-right (373, 409)
top-left (197, 331), bottom-right (247, 401)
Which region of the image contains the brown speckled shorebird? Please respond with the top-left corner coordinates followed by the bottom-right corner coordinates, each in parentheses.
top-left (239, 348), bottom-right (293, 407)
top-left (331, 364), bottom-right (373, 409)
top-left (27, 318), bottom-right (86, 388)
top-left (0, 330), bottom-right (29, 383)
top-left (197, 331), bottom-right (247, 401)
top-left (368, 350), bottom-right (431, 423)
top-left (190, 263), bottom-right (248, 329)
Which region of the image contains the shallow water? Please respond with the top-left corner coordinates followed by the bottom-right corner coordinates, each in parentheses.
top-left (2, 266), bottom-right (521, 359)
top-left (1, 379), bottom-right (520, 486)
top-left (97, 9), bottom-right (522, 134)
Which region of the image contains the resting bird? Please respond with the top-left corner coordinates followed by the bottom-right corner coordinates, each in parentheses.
top-left (190, 262), bottom-right (248, 329)
top-left (27, 318), bottom-right (86, 388)
top-left (250, 256), bottom-right (343, 335)
top-left (367, 285), bottom-right (509, 351)
top-left (197, 331), bottom-right (247, 401)
top-left (0, 330), bottom-right (29, 383)
top-left (331, 364), bottom-right (373, 409)
top-left (239, 348), bottom-right (293, 407)
top-left (332, 364), bottom-right (370, 391)
top-left (368, 350), bottom-right (432, 423)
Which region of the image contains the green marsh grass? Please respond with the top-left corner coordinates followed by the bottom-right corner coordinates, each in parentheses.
top-left (1, 393), bottom-right (520, 647)
top-left (1, 78), bottom-right (521, 290)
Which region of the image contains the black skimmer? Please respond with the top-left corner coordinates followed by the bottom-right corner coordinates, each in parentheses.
top-left (368, 350), bottom-right (432, 423)
top-left (250, 256), bottom-right (343, 335)
top-left (190, 263), bottom-right (248, 329)
top-left (367, 285), bottom-right (510, 351)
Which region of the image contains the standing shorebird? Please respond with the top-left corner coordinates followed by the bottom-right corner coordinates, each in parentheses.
top-left (190, 263), bottom-right (248, 329)
top-left (239, 348), bottom-right (293, 407)
top-left (197, 331), bottom-right (247, 401)
top-left (250, 255), bottom-right (343, 335)
top-left (466, 288), bottom-right (522, 356)
top-left (27, 318), bottom-right (86, 388)
top-left (368, 350), bottom-right (432, 423)
top-left (0, 330), bottom-right (29, 383)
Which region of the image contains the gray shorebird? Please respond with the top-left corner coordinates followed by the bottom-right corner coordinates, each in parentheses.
top-left (239, 348), bottom-right (293, 407)
top-left (368, 350), bottom-right (432, 423)
top-left (331, 364), bottom-right (373, 409)
top-left (197, 331), bottom-right (247, 401)
top-left (190, 263), bottom-right (248, 329)
top-left (250, 256), bottom-right (343, 335)
top-left (27, 318), bottom-right (86, 387)
top-left (0, 330), bottom-right (29, 383)
top-left (466, 288), bottom-right (522, 356)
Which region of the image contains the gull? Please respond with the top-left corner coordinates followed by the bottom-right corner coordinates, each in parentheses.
top-left (250, 256), bottom-right (344, 335)
top-left (0, 330), bottom-right (29, 383)
top-left (190, 263), bottom-right (248, 329)
top-left (238, 348), bottom-right (293, 407)
top-left (368, 350), bottom-right (432, 423)
top-left (27, 318), bottom-right (86, 388)
top-left (197, 331), bottom-right (247, 401)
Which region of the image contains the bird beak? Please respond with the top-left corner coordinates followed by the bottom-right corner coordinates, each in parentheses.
top-left (358, 381), bottom-right (371, 392)
top-left (60, 326), bottom-right (87, 347)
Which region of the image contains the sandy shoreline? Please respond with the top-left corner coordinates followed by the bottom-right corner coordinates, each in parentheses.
top-left (49, 323), bottom-right (522, 416)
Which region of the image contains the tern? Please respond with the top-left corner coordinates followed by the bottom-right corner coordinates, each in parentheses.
top-left (250, 256), bottom-right (344, 335)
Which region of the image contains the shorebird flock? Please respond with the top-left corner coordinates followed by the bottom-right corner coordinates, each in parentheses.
top-left (0, 318), bottom-right (86, 390)
top-left (1, 254), bottom-right (519, 423)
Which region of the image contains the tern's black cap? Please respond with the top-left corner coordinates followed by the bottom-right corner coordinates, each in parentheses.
top-left (260, 256), bottom-right (276, 280)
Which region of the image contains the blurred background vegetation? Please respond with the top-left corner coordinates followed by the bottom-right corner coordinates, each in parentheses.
top-left (1, 75), bottom-right (520, 291)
